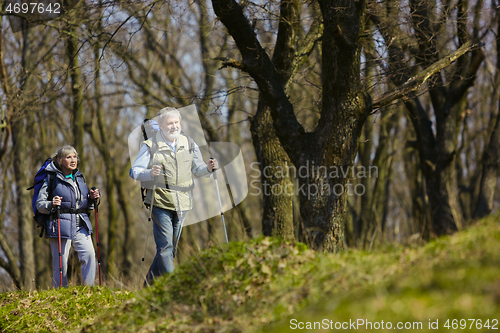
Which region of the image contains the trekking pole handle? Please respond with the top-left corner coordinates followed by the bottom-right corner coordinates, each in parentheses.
top-left (210, 157), bottom-right (217, 180)
top-left (91, 187), bottom-right (99, 213)
top-left (209, 157), bottom-right (217, 169)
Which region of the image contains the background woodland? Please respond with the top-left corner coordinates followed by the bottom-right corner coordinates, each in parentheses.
top-left (0, 0), bottom-right (498, 290)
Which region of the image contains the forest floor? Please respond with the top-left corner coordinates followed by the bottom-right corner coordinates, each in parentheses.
top-left (0, 213), bottom-right (499, 333)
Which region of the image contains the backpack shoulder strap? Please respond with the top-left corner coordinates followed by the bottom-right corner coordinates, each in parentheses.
top-left (184, 135), bottom-right (196, 154)
top-left (75, 172), bottom-right (86, 183)
top-left (47, 172), bottom-right (56, 201)
top-left (150, 135), bottom-right (158, 155)
top-left (145, 135), bottom-right (158, 166)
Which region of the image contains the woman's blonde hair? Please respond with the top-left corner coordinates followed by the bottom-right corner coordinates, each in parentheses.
top-left (51, 145), bottom-right (79, 167)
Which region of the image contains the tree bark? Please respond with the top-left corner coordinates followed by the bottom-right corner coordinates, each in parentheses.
top-left (67, 25), bottom-right (85, 172)
top-left (474, 109), bottom-right (500, 218)
top-left (358, 116), bottom-right (373, 247)
top-left (12, 25), bottom-right (36, 290)
top-left (365, 111), bottom-right (400, 247)
top-left (474, 4), bottom-right (500, 218)
top-left (226, 80), bottom-right (254, 239)
top-left (0, 182), bottom-right (21, 287)
top-left (115, 172), bottom-right (135, 276)
top-left (10, 112), bottom-right (29, 286)
top-left (0, 16), bottom-right (21, 289)
top-left (248, 0), bottom-right (305, 240)
top-left (250, 100), bottom-right (294, 238)
top-left (293, 0), bottom-right (368, 252)
top-left (94, 39), bottom-right (118, 277)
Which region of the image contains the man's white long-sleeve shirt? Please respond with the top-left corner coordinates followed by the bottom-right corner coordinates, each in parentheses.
top-left (129, 134), bottom-right (211, 181)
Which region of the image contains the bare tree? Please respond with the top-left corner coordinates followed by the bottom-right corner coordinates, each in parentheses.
top-left (211, 0), bottom-right (475, 251)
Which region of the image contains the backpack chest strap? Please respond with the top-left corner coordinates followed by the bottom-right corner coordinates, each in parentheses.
top-left (58, 207), bottom-right (89, 214)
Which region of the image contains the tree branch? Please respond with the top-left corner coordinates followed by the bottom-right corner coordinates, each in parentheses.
top-left (212, 0), bottom-right (305, 160)
top-left (369, 10), bottom-right (436, 155)
top-left (107, 42), bottom-right (173, 105)
top-left (287, 13), bottom-right (323, 88)
top-left (138, 19), bottom-right (197, 98)
top-left (446, 48), bottom-right (484, 111)
top-left (272, 0), bottom-right (301, 85)
top-left (409, 0), bottom-right (445, 110)
top-left (372, 41), bottom-right (474, 109)
top-left (215, 57), bottom-right (248, 71)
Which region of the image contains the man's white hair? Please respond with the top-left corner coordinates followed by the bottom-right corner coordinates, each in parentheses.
top-left (157, 107), bottom-right (182, 121)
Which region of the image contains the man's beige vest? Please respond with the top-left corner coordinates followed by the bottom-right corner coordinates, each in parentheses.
top-left (143, 133), bottom-right (194, 211)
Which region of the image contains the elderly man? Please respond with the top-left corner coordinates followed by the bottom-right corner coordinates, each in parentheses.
top-left (130, 107), bottom-right (218, 283)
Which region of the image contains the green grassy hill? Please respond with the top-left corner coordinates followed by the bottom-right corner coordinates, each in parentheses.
top-left (1, 213), bottom-right (499, 332)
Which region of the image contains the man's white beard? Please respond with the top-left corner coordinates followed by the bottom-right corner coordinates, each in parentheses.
top-left (165, 129), bottom-right (180, 141)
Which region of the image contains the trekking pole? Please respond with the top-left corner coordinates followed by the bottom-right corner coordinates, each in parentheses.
top-left (56, 205), bottom-right (63, 288)
top-left (211, 158), bottom-right (228, 243)
top-left (141, 151), bottom-right (159, 281)
top-left (142, 184), bottom-right (155, 264)
top-left (91, 187), bottom-right (102, 286)
top-left (173, 214), bottom-right (185, 258)
top-left (198, 125), bottom-right (231, 243)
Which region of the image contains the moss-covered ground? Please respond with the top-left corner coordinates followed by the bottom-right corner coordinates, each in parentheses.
top-left (1, 213), bottom-right (499, 332)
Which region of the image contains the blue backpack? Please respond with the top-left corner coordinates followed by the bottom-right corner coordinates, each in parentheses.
top-left (27, 158), bottom-right (56, 237)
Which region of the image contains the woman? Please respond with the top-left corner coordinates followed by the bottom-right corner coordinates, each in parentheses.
top-left (36, 145), bottom-right (100, 287)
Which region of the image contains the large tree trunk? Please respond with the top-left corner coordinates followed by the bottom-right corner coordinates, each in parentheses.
top-left (227, 85), bottom-right (253, 239)
top-left (67, 25), bottom-right (85, 172)
top-left (403, 132), bottom-right (429, 239)
top-left (474, 5), bottom-right (500, 218)
top-left (85, 18), bottom-right (121, 277)
top-left (248, 0), bottom-right (318, 240)
top-left (356, 102), bottom-right (400, 249)
top-left (423, 167), bottom-right (460, 235)
top-left (0, 174), bottom-right (21, 287)
top-left (250, 101), bottom-right (294, 238)
top-left (12, 25), bottom-right (36, 290)
top-left (94, 38), bottom-right (118, 278)
top-left (423, 98), bottom-right (465, 235)
top-left (0, 16), bottom-right (20, 289)
top-left (475, 106), bottom-right (500, 218)
top-left (296, 0), bottom-right (368, 252)
top-left (320, 0), bottom-right (366, 251)
top-left (367, 112), bottom-right (399, 247)
top-left (357, 118), bottom-right (373, 246)
top-left (12, 120), bottom-right (35, 290)
top-left (116, 174), bottom-right (135, 276)
top-left (403, 98), bottom-right (463, 237)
